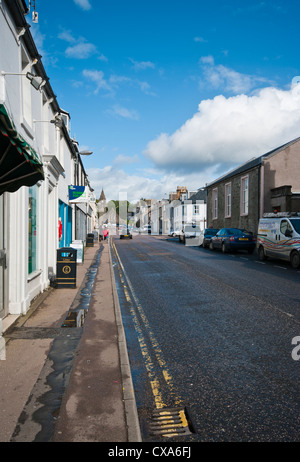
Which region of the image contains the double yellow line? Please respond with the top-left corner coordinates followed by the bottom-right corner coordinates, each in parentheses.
top-left (111, 240), bottom-right (183, 411)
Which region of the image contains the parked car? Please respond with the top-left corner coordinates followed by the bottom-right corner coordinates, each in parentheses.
top-left (257, 213), bottom-right (300, 268)
top-left (179, 224), bottom-right (201, 243)
top-left (209, 228), bottom-right (256, 253)
top-left (169, 229), bottom-right (181, 237)
top-left (132, 226), bottom-right (140, 233)
top-left (200, 228), bottom-right (219, 248)
top-left (140, 225), bottom-right (151, 234)
top-left (120, 228), bottom-right (132, 239)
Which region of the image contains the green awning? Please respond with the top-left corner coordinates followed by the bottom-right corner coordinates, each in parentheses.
top-left (0, 104), bottom-right (44, 195)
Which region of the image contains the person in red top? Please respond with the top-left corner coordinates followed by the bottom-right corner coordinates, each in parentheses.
top-left (103, 228), bottom-right (109, 240)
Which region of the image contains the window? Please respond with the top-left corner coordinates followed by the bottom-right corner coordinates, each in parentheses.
top-left (21, 47), bottom-right (32, 126)
top-left (193, 205), bottom-right (199, 215)
top-left (0, 196), bottom-right (4, 314)
top-left (225, 183), bottom-right (231, 218)
top-left (280, 220), bottom-right (293, 235)
top-left (241, 176), bottom-right (249, 215)
top-left (28, 186), bottom-right (38, 274)
top-left (212, 188), bottom-right (218, 219)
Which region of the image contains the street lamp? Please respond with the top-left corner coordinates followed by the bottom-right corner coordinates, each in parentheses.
top-left (79, 150), bottom-right (93, 156)
top-left (26, 72), bottom-right (44, 90)
top-left (1, 71), bottom-right (45, 91)
top-left (33, 115), bottom-right (63, 129)
top-left (50, 115), bottom-right (63, 128)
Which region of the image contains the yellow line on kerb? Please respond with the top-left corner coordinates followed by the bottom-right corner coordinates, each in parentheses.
top-left (112, 240), bottom-right (182, 410)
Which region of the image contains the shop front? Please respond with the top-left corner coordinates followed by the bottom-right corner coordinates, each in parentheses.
top-left (0, 103), bottom-right (44, 320)
top-left (0, 195), bottom-right (7, 319)
top-left (59, 200), bottom-right (72, 248)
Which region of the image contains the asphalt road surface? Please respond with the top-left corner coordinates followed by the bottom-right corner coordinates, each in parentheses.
top-left (111, 233), bottom-right (300, 442)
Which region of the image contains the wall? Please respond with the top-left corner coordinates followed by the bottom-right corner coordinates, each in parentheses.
top-left (263, 139), bottom-right (300, 213)
top-left (207, 167), bottom-right (260, 234)
top-left (0, 0), bottom-right (96, 319)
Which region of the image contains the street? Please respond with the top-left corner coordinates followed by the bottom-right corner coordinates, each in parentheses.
top-left (111, 233), bottom-right (300, 442)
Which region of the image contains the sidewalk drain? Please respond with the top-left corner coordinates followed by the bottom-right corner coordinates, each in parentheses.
top-left (61, 247), bottom-right (103, 329)
top-left (149, 407), bottom-right (195, 438)
top-left (61, 309), bottom-right (86, 328)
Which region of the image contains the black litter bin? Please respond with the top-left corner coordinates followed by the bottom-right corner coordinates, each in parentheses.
top-left (56, 247), bottom-right (77, 288)
top-left (92, 231), bottom-right (99, 242)
top-left (86, 233), bottom-right (94, 247)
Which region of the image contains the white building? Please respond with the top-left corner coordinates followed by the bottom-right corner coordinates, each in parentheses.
top-left (0, 0), bottom-right (97, 353)
top-left (173, 189), bottom-right (207, 232)
top-left (149, 189), bottom-right (207, 235)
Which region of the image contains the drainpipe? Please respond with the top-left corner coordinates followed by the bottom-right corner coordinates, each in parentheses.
top-left (260, 160), bottom-right (265, 218)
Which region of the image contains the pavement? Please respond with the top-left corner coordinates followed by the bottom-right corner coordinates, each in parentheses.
top-left (0, 238), bottom-right (142, 442)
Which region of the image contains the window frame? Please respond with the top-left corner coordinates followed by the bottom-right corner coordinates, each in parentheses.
top-left (225, 182), bottom-right (231, 218)
top-left (28, 185), bottom-right (39, 275)
top-left (193, 204), bottom-right (199, 215)
top-left (212, 188), bottom-right (218, 220)
top-left (240, 175), bottom-right (249, 216)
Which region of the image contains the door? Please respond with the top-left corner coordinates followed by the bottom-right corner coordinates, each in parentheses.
top-left (278, 219), bottom-right (294, 261)
top-left (214, 229), bottom-right (225, 249)
top-left (0, 195), bottom-right (7, 318)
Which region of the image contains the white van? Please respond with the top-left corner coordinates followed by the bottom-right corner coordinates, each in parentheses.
top-left (179, 224), bottom-right (201, 245)
top-left (257, 213), bottom-right (300, 268)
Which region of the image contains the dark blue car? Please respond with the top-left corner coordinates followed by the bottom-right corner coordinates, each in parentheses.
top-left (200, 228), bottom-right (219, 248)
top-left (209, 228), bottom-right (256, 254)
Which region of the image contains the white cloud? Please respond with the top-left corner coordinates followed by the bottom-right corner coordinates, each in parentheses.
top-left (194, 36), bottom-right (208, 43)
top-left (59, 30), bottom-right (106, 61)
top-left (82, 69), bottom-right (112, 94)
top-left (144, 83), bottom-right (300, 172)
top-left (109, 74), bottom-right (132, 85)
top-left (98, 54), bottom-right (108, 62)
top-left (113, 154), bottom-right (140, 164)
top-left (58, 30), bottom-right (76, 43)
top-left (129, 58), bottom-right (156, 71)
top-left (87, 166), bottom-right (213, 203)
top-left (73, 0), bottom-right (92, 10)
top-left (109, 74), bottom-right (155, 95)
top-left (108, 105), bottom-right (139, 120)
top-left (199, 56), bottom-right (271, 94)
top-left (66, 42), bottom-right (97, 59)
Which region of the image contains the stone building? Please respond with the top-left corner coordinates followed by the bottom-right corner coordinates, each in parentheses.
top-left (206, 137), bottom-right (300, 234)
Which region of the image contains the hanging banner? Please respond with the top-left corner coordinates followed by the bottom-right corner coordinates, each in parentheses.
top-left (69, 185), bottom-right (89, 203)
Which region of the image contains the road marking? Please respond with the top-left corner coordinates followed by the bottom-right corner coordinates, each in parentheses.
top-left (111, 240), bottom-right (183, 411)
top-left (149, 407), bottom-right (193, 438)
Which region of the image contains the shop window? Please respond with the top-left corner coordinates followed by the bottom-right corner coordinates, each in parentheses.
top-left (59, 200), bottom-right (73, 248)
top-left (28, 186), bottom-right (38, 274)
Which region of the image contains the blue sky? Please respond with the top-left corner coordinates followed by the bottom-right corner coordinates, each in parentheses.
top-left (30, 0), bottom-right (300, 202)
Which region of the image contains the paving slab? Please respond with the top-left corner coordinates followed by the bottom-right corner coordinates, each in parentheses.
top-left (0, 240), bottom-right (141, 442)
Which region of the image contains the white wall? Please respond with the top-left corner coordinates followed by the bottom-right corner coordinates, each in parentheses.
top-left (0, 1), bottom-right (95, 317)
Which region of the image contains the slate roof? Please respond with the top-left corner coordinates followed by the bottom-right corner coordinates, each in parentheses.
top-left (188, 188), bottom-right (207, 203)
